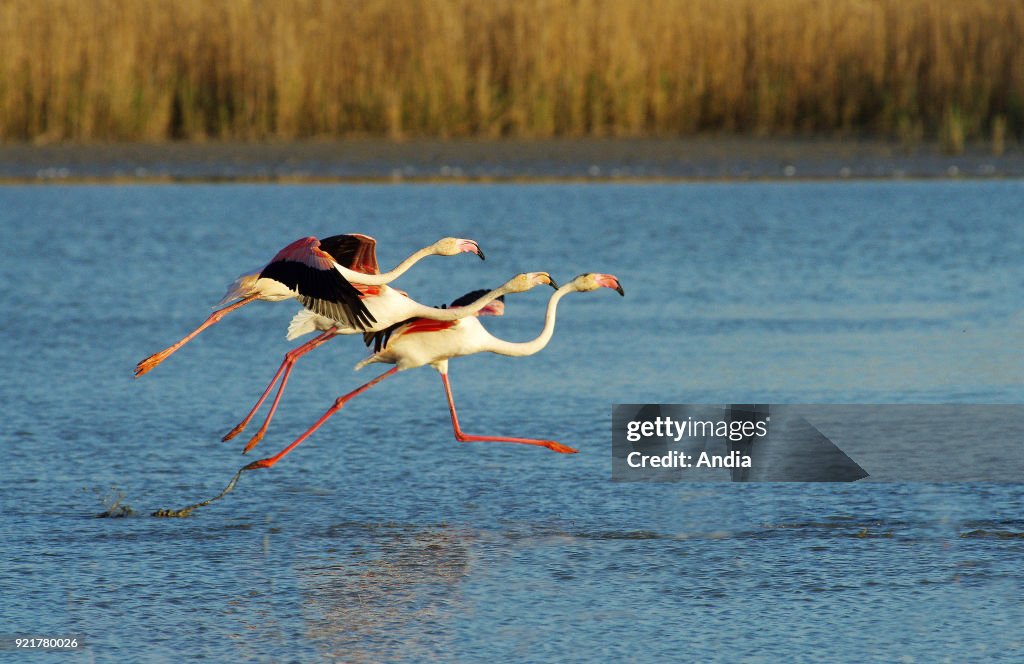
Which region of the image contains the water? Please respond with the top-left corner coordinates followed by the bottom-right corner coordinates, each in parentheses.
top-left (1, 181), bottom-right (1022, 662)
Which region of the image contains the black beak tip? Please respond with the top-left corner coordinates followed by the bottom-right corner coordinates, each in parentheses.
top-left (616, 284), bottom-right (625, 296)
top-left (476, 245), bottom-right (486, 261)
top-left (548, 277), bottom-right (560, 290)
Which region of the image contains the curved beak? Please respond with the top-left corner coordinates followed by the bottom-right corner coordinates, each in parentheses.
top-left (596, 273), bottom-right (624, 296)
top-left (459, 239), bottom-right (485, 260)
top-left (547, 275), bottom-right (560, 290)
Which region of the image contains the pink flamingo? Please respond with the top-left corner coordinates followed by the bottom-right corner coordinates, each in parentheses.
top-left (134, 234), bottom-right (483, 377)
top-left (243, 273), bottom-right (624, 470)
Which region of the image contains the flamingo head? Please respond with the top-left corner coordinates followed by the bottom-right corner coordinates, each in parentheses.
top-left (434, 237), bottom-right (485, 260)
top-left (570, 273), bottom-right (625, 295)
top-left (505, 271), bottom-right (559, 293)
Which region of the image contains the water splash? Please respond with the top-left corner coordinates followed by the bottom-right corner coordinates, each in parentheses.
top-left (91, 486), bottom-right (136, 518)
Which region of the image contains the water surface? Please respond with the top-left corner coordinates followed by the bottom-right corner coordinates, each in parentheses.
top-left (1, 182), bottom-right (1022, 661)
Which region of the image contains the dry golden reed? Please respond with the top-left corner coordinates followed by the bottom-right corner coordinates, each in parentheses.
top-left (1, 0), bottom-right (1021, 142)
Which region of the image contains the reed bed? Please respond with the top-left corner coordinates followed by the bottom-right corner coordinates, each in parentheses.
top-left (1, 0), bottom-right (1021, 144)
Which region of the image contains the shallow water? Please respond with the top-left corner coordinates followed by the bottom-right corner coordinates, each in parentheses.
top-left (1, 182), bottom-right (1023, 662)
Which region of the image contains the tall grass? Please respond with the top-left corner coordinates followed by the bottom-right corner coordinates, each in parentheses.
top-left (1, 0), bottom-right (1022, 143)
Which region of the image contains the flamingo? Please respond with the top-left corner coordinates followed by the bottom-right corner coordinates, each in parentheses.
top-left (133, 234), bottom-right (483, 377)
top-left (225, 271), bottom-right (556, 452)
top-left (242, 273), bottom-right (624, 470)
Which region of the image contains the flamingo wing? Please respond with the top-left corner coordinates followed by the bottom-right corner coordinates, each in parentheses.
top-left (363, 319), bottom-right (405, 353)
top-left (400, 318), bottom-right (460, 335)
top-left (362, 312), bottom-right (458, 353)
top-left (318, 234), bottom-right (380, 275)
top-left (260, 237), bottom-right (376, 329)
top-left (363, 317), bottom-right (458, 352)
top-left (362, 288), bottom-right (501, 352)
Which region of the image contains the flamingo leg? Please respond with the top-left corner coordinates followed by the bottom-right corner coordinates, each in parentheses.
top-left (134, 295), bottom-right (260, 377)
top-left (245, 367), bottom-right (399, 470)
top-left (222, 327), bottom-right (339, 449)
top-left (440, 373), bottom-right (577, 454)
top-left (240, 329), bottom-right (339, 452)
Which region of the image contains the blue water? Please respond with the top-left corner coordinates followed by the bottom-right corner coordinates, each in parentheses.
top-left (1, 182), bottom-right (1023, 662)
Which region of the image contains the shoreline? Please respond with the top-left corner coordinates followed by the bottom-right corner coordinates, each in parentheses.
top-left (1, 137), bottom-right (1021, 183)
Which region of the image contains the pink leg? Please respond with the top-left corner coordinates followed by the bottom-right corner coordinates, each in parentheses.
top-left (245, 367), bottom-right (399, 470)
top-left (135, 295), bottom-right (259, 377)
top-left (222, 328), bottom-right (338, 450)
top-left (440, 373), bottom-right (577, 454)
top-left (240, 329), bottom-right (338, 453)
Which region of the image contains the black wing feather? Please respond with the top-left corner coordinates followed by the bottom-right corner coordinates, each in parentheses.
top-left (318, 235), bottom-right (368, 268)
top-left (449, 289), bottom-right (504, 308)
top-left (363, 318), bottom-right (407, 352)
top-left (260, 260), bottom-right (377, 330)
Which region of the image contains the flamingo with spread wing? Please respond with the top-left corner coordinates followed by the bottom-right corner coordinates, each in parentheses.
top-left (133, 234), bottom-right (483, 377)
